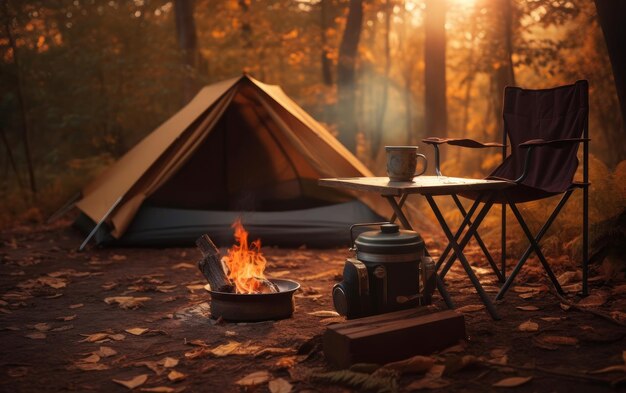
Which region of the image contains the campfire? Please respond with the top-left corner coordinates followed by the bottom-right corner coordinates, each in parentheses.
top-left (221, 219), bottom-right (278, 294)
top-left (196, 220), bottom-right (299, 321)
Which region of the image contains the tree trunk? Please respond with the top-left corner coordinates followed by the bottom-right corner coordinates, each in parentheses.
top-left (2, 0), bottom-right (36, 195)
top-left (0, 126), bottom-right (23, 190)
top-left (320, 0), bottom-right (333, 86)
top-left (337, 0), bottom-right (363, 153)
top-left (493, 0), bottom-right (516, 137)
top-left (371, 0), bottom-right (392, 159)
top-left (174, 0), bottom-right (199, 102)
top-left (424, 0), bottom-right (447, 142)
top-left (594, 0), bottom-right (626, 139)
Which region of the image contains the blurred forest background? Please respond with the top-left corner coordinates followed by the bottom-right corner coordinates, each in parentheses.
top-left (1, 0), bottom-right (625, 262)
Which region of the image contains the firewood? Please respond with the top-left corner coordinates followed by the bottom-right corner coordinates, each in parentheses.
top-left (196, 235), bottom-right (234, 293)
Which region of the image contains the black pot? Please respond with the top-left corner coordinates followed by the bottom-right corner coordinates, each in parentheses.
top-left (333, 223), bottom-right (425, 319)
top-left (209, 279), bottom-right (300, 322)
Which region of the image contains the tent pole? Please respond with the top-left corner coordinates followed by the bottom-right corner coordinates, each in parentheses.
top-left (78, 196), bottom-right (123, 252)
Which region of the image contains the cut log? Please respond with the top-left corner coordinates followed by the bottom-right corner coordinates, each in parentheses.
top-left (323, 309), bottom-right (466, 368)
top-left (196, 235), bottom-right (234, 293)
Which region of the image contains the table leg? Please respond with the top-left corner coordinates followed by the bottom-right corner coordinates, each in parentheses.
top-left (425, 195), bottom-right (500, 320)
top-left (383, 195), bottom-right (413, 230)
top-left (389, 194), bottom-right (408, 224)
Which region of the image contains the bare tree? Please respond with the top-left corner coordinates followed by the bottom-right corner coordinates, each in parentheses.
top-left (174, 0), bottom-right (200, 102)
top-left (337, 0), bottom-right (364, 153)
top-left (424, 0), bottom-right (447, 141)
top-left (2, 0), bottom-right (36, 195)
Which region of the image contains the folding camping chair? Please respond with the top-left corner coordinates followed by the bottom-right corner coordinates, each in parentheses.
top-left (422, 80), bottom-right (590, 300)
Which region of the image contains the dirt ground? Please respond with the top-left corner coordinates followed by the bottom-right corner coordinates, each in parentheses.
top-left (1, 221), bottom-right (625, 393)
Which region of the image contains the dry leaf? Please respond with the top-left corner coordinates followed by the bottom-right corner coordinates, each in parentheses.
top-left (319, 317), bottom-right (345, 325)
top-left (383, 355), bottom-right (434, 374)
top-left (255, 347), bottom-right (294, 358)
top-left (456, 304), bottom-right (484, 313)
top-left (518, 293), bottom-right (536, 299)
top-left (577, 292), bottom-right (608, 308)
top-left (210, 341), bottom-right (241, 357)
top-left (101, 282), bottom-right (119, 290)
top-left (406, 377), bottom-right (450, 390)
top-left (518, 320), bottom-right (539, 332)
top-left (269, 378), bottom-right (293, 393)
top-left (125, 327), bottom-right (149, 336)
top-left (560, 303), bottom-right (571, 311)
top-left (75, 363), bottom-right (109, 371)
top-left (540, 336), bottom-right (579, 346)
top-left (33, 323), bottom-right (51, 332)
top-left (307, 310), bottom-right (340, 318)
top-left (80, 333), bottom-right (109, 342)
top-left (111, 254), bottom-right (127, 261)
top-left (38, 276), bottom-right (67, 289)
top-left (516, 305), bottom-right (539, 311)
top-left (513, 286), bottom-right (539, 293)
top-left (69, 303), bottom-right (84, 309)
top-left (167, 370), bottom-right (186, 382)
top-left (225, 330), bottom-right (237, 337)
top-left (140, 387), bottom-right (175, 392)
top-left (172, 262), bottom-right (195, 269)
top-left (57, 314), bottom-right (77, 321)
top-left (236, 371), bottom-right (271, 386)
top-left (492, 376), bottom-right (532, 387)
top-left (109, 333), bottom-right (126, 341)
top-left (588, 365), bottom-right (626, 374)
top-left (159, 357), bottom-right (179, 368)
top-left (96, 346), bottom-right (117, 357)
top-left (539, 317), bottom-right (563, 322)
top-left (113, 374), bottom-right (148, 389)
top-left (274, 356), bottom-right (298, 370)
top-left (134, 361), bottom-right (162, 375)
top-left (25, 332), bottom-right (46, 339)
top-left (105, 296), bottom-right (151, 309)
top-left (81, 354), bottom-right (101, 363)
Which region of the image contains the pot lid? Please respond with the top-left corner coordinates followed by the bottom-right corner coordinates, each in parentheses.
top-left (354, 223), bottom-right (424, 254)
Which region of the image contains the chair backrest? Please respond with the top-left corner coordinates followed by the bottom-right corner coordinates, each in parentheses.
top-left (491, 80), bottom-right (588, 195)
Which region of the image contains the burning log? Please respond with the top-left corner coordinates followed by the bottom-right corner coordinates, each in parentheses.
top-left (196, 235), bottom-right (234, 293)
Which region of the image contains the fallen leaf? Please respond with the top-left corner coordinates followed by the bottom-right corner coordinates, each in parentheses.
top-left (158, 357), bottom-right (179, 368)
top-left (255, 347), bottom-right (294, 358)
top-left (109, 333), bottom-right (126, 341)
top-left (111, 254), bottom-right (127, 261)
top-left (560, 303), bottom-right (571, 311)
top-left (518, 320), bottom-right (539, 332)
top-left (81, 354), bottom-right (101, 363)
top-left (236, 371), bottom-right (271, 386)
top-left (105, 296), bottom-right (151, 309)
top-left (539, 335), bottom-right (579, 346)
top-left (96, 346), bottom-right (117, 357)
top-left (134, 361), bottom-right (162, 375)
top-left (319, 317), bottom-right (345, 325)
top-left (210, 341), bottom-right (241, 357)
top-left (557, 271), bottom-right (579, 286)
top-left (456, 304), bottom-right (484, 313)
top-left (33, 323), bottom-right (51, 332)
top-left (539, 317), bottom-right (563, 322)
top-left (140, 387), bottom-right (175, 393)
top-left (588, 365), bottom-right (626, 374)
top-left (513, 286), bottom-right (539, 293)
top-left (38, 276), bottom-right (67, 289)
top-left (269, 378), bottom-right (293, 393)
top-left (492, 376), bottom-right (532, 387)
top-left (75, 363), bottom-right (109, 371)
top-left (56, 314), bottom-right (77, 321)
top-left (516, 305), bottom-right (539, 311)
top-left (69, 303), bottom-right (84, 309)
top-left (125, 327), bottom-right (149, 336)
top-left (577, 292), bottom-right (608, 308)
top-left (113, 374), bottom-right (148, 389)
top-left (80, 333), bottom-right (109, 342)
top-left (518, 293), bottom-right (536, 299)
top-left (225, 330), bottom-right (237, 337)
top-left (101, 282), bottom-right (119, 290)
top-left (405, 377), bottom-right (450, 390)
top-left (383, 355), bottom-right (434, 374)
top-left (307, 310), bottom-right (340, 318)
top-left (25, 332), bottom-right (46, 339)
top-left (171, 262), bottom-right (195, 269)
top-left (167, 370), bottom-right (186, 382)
top-left (274, 356), bottom-right (298, 370)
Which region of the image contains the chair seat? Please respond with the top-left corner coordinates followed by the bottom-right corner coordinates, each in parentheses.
top-left (459, 181), bottom-right (563, 204)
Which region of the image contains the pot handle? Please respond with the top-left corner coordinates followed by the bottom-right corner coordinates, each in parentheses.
top-left (349, 222), bottom-right (391, 250)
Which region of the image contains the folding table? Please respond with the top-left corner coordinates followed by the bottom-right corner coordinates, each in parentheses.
top-left (319, 176), bottom-right (513, 320)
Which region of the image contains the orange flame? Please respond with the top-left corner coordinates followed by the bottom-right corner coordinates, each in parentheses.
top-left (221, 219), bottom-right (268, 294)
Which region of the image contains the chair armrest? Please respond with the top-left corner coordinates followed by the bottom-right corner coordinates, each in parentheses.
top-left (423, 137), bottom-right (506, 149)
top-left (519, 138), bottom-right (590, 149)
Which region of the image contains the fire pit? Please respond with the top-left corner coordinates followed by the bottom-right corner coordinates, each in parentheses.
top-left (196, 220), bottom-right (301, 322)
top-left (209, 278), bottom-right (300, 322)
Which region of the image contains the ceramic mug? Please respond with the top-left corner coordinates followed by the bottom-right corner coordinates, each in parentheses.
top-left (385, 146), bottom-right (428, 182)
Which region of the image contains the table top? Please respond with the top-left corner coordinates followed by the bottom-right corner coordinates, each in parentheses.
top-left (318, 176), bottom-right (513, 196)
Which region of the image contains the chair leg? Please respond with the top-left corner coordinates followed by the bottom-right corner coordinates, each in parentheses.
top-left (495, 191), bottom-right (573, 300)
top-left (452, 195), bottom-right (504, 283)
top-left (583, 185), bottom-right (589, 296)
top-left (501, 202), bottom-right (506, 280)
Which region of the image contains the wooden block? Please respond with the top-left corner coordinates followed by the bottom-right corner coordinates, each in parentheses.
top-left (323, 309), bottom-right (465, 368)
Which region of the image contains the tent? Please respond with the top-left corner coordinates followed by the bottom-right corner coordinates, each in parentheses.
top-left (74, 74), bottom-right (397, 247)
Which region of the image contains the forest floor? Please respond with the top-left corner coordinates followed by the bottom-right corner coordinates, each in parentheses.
top-left (1, 221), bottom-right (625, 393)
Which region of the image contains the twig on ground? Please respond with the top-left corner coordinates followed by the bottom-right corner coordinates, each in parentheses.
top-left (550, 290), bottom-right (626, 328)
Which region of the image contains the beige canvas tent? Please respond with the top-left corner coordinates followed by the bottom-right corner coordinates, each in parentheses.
top-left (74, 74), bottom-right (401, 247)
